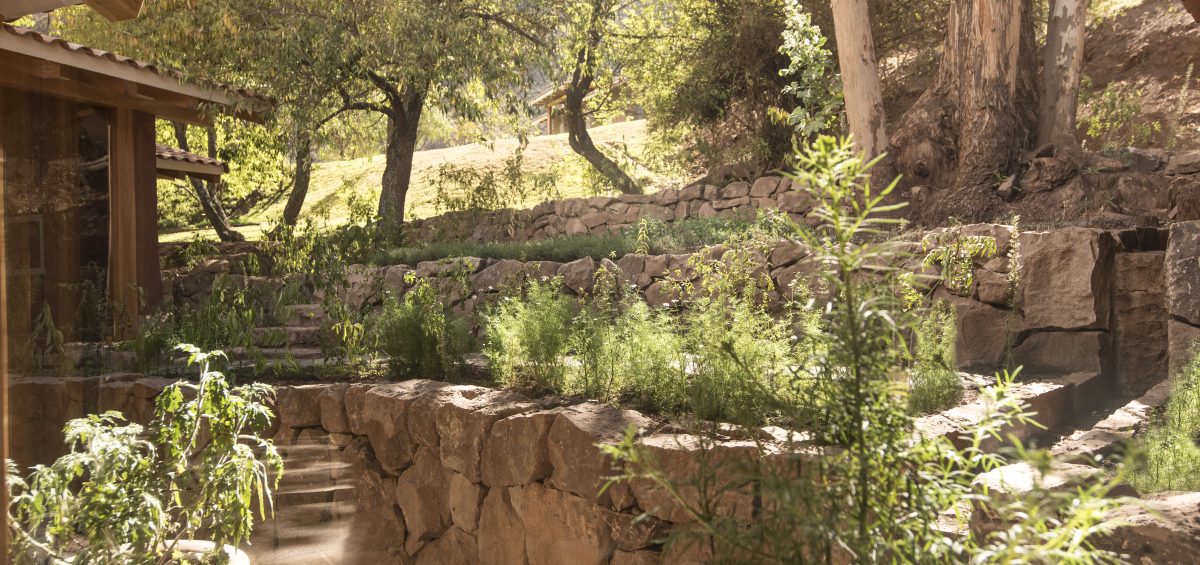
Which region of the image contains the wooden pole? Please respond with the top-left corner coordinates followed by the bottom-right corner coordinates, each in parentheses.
top-left (0, 85), bottom-right (11, 564)
top-left (108, 108), bottom-right (141, 339)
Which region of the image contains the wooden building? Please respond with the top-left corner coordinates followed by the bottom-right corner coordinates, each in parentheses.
top-left (530, 81), bottom-right (643, 135)
top-left (0, 24), bottom-right (269, 349)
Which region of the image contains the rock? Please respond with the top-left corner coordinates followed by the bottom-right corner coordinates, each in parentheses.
top-left (776, 191), bottom-right (814, 214)
top-left (604, 511), bottom-right (669, 552)
top-left (1121, 147), bottom-right (1165, 172)
top-left (527, 261), bottom-right (563, 281)
top-left (1116, 174), bottom-right (1172, 214)
top-left (1168, 319), bottom-right (1200, 378)
top-left (319, 383), bottom-right (351, 434)
top-left (720, 181), bottom-right (751, 199)
top-left (644, 281), bottom-right (678, 307)
top-left (711, 196), bottom-right (750, 210)
top-left (1009, 331), bottom-right (1106, 377)
top-left (437, 388), bottom-right (536, 482)
top-left (750, 176), bottom-right (782, 198)
top-left (472, 260), bottom-right (526, 292)
top-left (695, 201), bottom-right (717, 218)
top-left (559, 257), bottom-right (598, 294)
top-left (580, 211), bottom-right (610, 229)
top-left (478, 486), bottom-right (527, 565)
top-left (547, 403), bottom-right (655, 504)
top-left (768, 243), bottom-right (807, 269)
top-left (616, 254), bottom-right (646, 287)
top-left (360, 380), bottom-right (452, 473)
top-left (482, 409), bottom-right (558, 487)
top-left (610, 550), bottom-right (662, 565)
top-left (655, 188), bottom-right (680, 206)
top-left (415, 526), bottom-right (478, 565)
top-left (639, 205), bottom-right (674, 222)
top-left (678, 184), bottom-right (704, 201)
top-left (1165, 221), bottom-right (1200, 326)
top-left (1114, 252), bottom-right (1168, 396)
top-left (996, 174), bottom-right (1018, 200)
top-left (1096, 492), bottom-right (1200, 564)
top-left (974, 269), bottom-right (1012, 306)
top-left (1165, 151), bottom-right (1200, 175)
top-left (521, 484), bottom-right (617, 565)
top-left (971, 462), bottom-right (1132, 532)
top-left (945, 294), bottom-right (1011, 372)
top-left (395, 446), bottom-right (451, 554)
top-left (275, 385), bottom-right (328, 430)
top-left (416, 257), bottom-right (485, 278)
top-left (448, 472), bottom-right (485, 532)
top-left (201, 258), bottom-right (230, 273)
top-left (628, 434), bottom-right (757, 523)
top-left (1019, 228), bottom-right (1114, 331)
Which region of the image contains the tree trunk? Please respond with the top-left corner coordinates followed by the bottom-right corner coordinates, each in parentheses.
top-left (375, 86), bottom-right (426, 242)
top-left (173, 122), bottom-right (245, 242)
top-left (831, 0), bottom-right (888, 161)
top-left (890, 0), bottom-right (1038, 224)
top-left (565, 2), bottom-right (641, 195)
top-left (1037, 0), bottom-right (1087, 150)
top-left (282, 132), bottom-right (313, 225)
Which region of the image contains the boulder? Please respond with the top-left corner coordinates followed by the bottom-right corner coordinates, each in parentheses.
top-left (974, 269), bottom-right (1012, 306)
top-left (1167, 319), bottom-right (1200, 377)
top-left (359, 380), bottom-right (453, 473)
top-left (1019, 228), bottom-right (1114, 331)
top-left (343, 383), bottom-right (374, 436)
top-left (1116, 174), bottom-right (1172, 214)
top-left (776, 191), bottom-right (814, 214)
top-left (1165, 221), bottom-right (1200, 326)
top-left (616, 254), bottom-right (646, 287)
top-left (1113, 252), bottom-right (1168, 395)
top-left (472, 260), bottom-right (526, 292)
top-left (580, 211), bottom-right (610, 229)
top-left (1165, 151), bottom-right (1200, 175)
top-left (521, 484), bottom-right (617, 565)
top-left (639, 205), bottom-right (675, 222)
top-left (478, 486), bottom-right (528, 565)
top-left (415, 526), bottom-right (478, 565)
top-left (1096, 492), bottom-right (1200, 564)
top-left (448, 472), bottom-right (485, 532)
top-left (750, 176), bottom-right (782, 198)
top-left (611, 550), bottom-right (662, 565)
top-left (436, 388), bottom-right (536, 482)
top-left (1009, 331), bottom-right (1106, 377)
top-left (566, 218), bottom-right (588, 235)
top-left (395, 446), bottom-right (451, 555)
top-left (720, 181), bottom-right (751, 199)
top-left (628, 434), bottom-right (757, 523)
top-left (318, 383), bottom-right (351, 434)
top-left (527, 261), bottom-right (563, 282)
top-left (944, 294), bottom-right (1010, 372)
top-left (482, 409), bottom-right (558, 487)
top-left (416, 257), bottom-right (485, 278)
top-left (559, 257), bottom-right (598, 294)
top-left (547, 403), bottom-right (655, 504)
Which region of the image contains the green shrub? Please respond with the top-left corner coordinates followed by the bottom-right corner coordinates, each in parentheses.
top-left (482, 277), bottom-right (575, 391)
top-left (371, 277), bottom-right (472, 380)
top-left (908, 299), bottom-right (963, 414)
top-left (1128, 343), bottom-right (1200, 492)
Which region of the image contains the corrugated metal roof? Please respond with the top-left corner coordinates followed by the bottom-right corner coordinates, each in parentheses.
top-left (155, 144), bottom-right (228, 173)
top-left (0, 23), bottom-right (273, 106)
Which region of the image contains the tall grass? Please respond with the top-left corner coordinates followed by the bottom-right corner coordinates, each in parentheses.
top-left (1129, 343), bottom-right (1200, 492)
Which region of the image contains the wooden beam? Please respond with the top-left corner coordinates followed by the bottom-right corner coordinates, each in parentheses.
top-left (134, 111), bottom-right (162, 312)
top-left (83, 0), bottom-right (143, 21)
top-left (109, 107), bottom-right (141, 338)
top-left (0, 85), bottom-right (10, 561)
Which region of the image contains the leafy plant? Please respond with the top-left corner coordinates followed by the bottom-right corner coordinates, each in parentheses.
top-left (921, 221), bottom-right (998, 293)
top-left (431, 147), bottom-right (560, 218)
top-left (482, 277), bottom-right (575, 391)
top-left (776, 0), bottom-right (842, 139)
top-left (8, 345), bottom-right (282, 564)
top-left (371, 276), bottom-right (472, 380)
top-left (1127, 341), bottom-right (1200, 492)
top-left (1079, 76), bottom-right (1163, 150)
top-left (908, 299), bottom-right (963, 414)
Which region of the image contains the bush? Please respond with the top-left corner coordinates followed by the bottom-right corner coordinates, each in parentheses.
top-left (482, 277), bottom-right (575, 391)
top-left (1128, 343), bottom-right (1200, 492)
top-left (907, 299), bottom-right (963, 414)
top-left (371, 277), bottom-right (472, 380)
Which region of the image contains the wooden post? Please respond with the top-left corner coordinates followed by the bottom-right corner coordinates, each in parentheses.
top-left (108, 108), bottom-right (143, 339)
top-left (133, 112), bottom-right (162, 311)
top-left (0, 85), bottom-right (10, 561)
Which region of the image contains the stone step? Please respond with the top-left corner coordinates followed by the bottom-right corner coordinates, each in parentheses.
top-left (252, 327), bottom-right (324, 348)
top-left (1051, 378), bottom-right (1171, 460)
top-left (282, 304), bottom-right (327, 328)
top-left (275, 484), bottom-right (357, 507)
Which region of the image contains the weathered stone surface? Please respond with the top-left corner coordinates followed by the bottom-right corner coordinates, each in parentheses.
top-left (482, 409), bottom-right (557, 487)
top-left (448, 471), bottom-right (485, 532)
top-left (629, 434), bottom-right (757, 523)
top-left (943, 294), bottom-right (1010, 372)
top-left (750, 176), bottom-right (782, 198)
top-left (360, 380), bottom-right (453, 473)
top-left (639, 205), bottom-right (674, 222)
top-left (478, 486), bottom-right (527, 565)
top-left (1010, 331), bottom-right (1106, 377)
top-left (1165, 220), bottom-right (1200, 326)
top-left (395, 446), bottom-right (451, 555)
top-left (616, 254), bottom-right (646, 286)
top-left (611, 550), bottom-right (662, 565)
top-left (318, 383), bottom-right (351, 434)
top-left (417, 257), bottom-right (485, 278)
top-left (472, 260), bottom-right (526, 291)
top-left (342, 441), bottom-right (407, 563)
top-left (437, 387), bottom-right (536, 482)
top-left (1165, 151), bottom-right (1200, 175)
top-left (565, 218), bottom-right (588, 235)
top-left (1167, 318), bottom-right (1200, 377)
top-left (1121, 147), bottom-right (1165, 172)
top-left (343, 383), bottom-right (374, 436)
top-left (1019, 228), bottom-right (1114, 330)
top-left (1116, 174), bottom-right (1172, 214)
top-left (559, 257), bottom-right (598, 294)
top-left (1113, 252), bottom-right (1168, 395)
top-left (644, 281), bottom-right (678, 307)
top-left (527, 260), bottom-right (563, 281)
top-left (974, 268), bottom-right (1012, 306)
top-left (776, 191), bottom-right (814, 214)
top-left (721, 181), bottom-right (751, 199)
top-left (522, 483), bottom-right (617, 565)
top-left (547, 403), bottom-right (655, 504)
top-left (1096, 492), bottom-right (1200, 564)
top-left (416, 526), bottom-right (479, 565)
top-left (604, 510), bottom-right (669, 552)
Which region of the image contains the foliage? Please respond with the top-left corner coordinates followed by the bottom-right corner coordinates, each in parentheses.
top-left (483, 277), bottom-right (575, 391)
top-left (430, 148), bottom-right (560, 219)
top-left (1128, 342), bottom-right (1200, 492)
top-left (130, 314), bottom-right (177, 373)
top-left (921, 221), bottom-right (998, 293)
top-left (603, 136), bottom-right (1124, 563)
top-left (908, 299), bottom-right (963, 414)
top-left (8, 346), bottom-right (281, 564)
top-left (1078, 76), bottom-right (1162, 150)
top-left (370, 276), bottom-right (472, 380)
top-left (776, 0), bottom-right (842, 139)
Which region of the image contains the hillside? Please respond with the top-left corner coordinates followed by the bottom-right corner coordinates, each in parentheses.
top-left (161, 120), bottom-right (664, 242)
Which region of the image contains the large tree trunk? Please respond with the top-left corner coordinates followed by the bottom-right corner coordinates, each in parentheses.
top-left (282, 132), bottom-right (313, 225)
top-left (375, 86), bottom-right (426, 242)
top-left (173, 123), bottom-right (245, 242)
top-left (831, 0), bottom-right (888, 161)
top-left (565, 1), bottom-right (641, 195)
top-left (890, 0), bottom-right (1039, 224)
top-left (1037, 0), bottom-right (1087, 150)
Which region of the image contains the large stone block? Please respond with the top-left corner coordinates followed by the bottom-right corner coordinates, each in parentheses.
top-left (521, 484), bottom-right (617, 565)
top-left (1113, 252), bottom-right (1168, 396)
top-left (276, 384), bottom-right (328, 430)
top-left (627, 434), bottom-right (757, 524)
top-left (415, 526), bottom-right (478, 565)
top-left (360, 380), bottom-right (454, 473)
top-left (481, 409), bottom-right (558, 487)
top-left (1167, 318), bottom-right (1200, 377)
top-left (1165, 220), bottom-right (1200, 326)
top-left (448, 472), bottom-right (485, 532)
top-left (547, 403), bottom-right (655, 504)
top-left (1009, 331), bottom-right (1107, 377)
top-left (436, 388), bottom-right (536, 482)
top-left (943, 294), bottom-right (1011, 373)
top-left (478, 486), bottom-right (528, 565)
top-left (1018, 228), bottom-right (1114, 331)
top-left (559, 257), bottom-right (598, 294)
top-left (319, 383), bottom-right (351, 434)
top-left (395, 446), bottom-right (451, 555)
top-left (1097, 492), bottom-right (1200, 564)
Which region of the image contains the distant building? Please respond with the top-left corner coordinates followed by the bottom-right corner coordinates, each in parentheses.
top-left (530, 80), bottom-right (643, 135)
